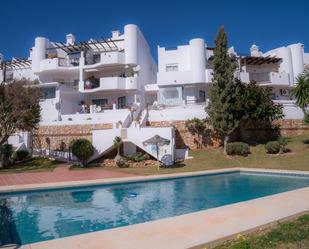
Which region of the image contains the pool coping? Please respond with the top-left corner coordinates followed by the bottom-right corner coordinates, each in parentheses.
top-left (1, 167), bottom-right (309, 249)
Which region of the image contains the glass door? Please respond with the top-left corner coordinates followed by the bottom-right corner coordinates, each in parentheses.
top-left (117, 96), bottom-right (126, 109)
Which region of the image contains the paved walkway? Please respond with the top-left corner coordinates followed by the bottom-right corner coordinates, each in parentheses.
top-left (0, 165), bottom-right (135, 186)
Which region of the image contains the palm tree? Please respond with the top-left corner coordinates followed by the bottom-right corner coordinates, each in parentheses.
top-left (291, 71), bottom-right (309, 114)
top-left (113, 136), bottom-right (122, 160)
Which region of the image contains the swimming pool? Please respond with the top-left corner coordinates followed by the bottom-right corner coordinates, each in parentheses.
top-left (1, 170), bottom-right (309, 245)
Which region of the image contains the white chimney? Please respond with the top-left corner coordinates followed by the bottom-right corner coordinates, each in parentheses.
top-left (112, 30), bottom-right (120, 39)
top-left (66, 34), bottom-right (76, 45)
top-left (250, 44), bottom-right (261, 57)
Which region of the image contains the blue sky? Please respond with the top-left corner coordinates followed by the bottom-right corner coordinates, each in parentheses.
top-left (1, 0), bottom-right (309, 61)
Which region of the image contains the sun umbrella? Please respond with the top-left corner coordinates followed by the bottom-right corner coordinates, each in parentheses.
top-left (143, 135), bottom-right (170, 170)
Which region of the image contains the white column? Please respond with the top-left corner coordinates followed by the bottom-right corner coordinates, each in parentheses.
top-left (189, 38), bottom-right (206, 83)
top-left (124, 24), bottom-right (138, 65)
top-left (79, 51), bottom-right (85, 91)
top-left (288, 43), bottom-right (304, 83)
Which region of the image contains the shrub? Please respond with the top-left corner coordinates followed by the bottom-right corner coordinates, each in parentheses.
top-left (226, 142), bottom-right (250, 156)
top-left (12, 150), bottom-right (29, 162)
top-left (71, 139), bottom-right (94, 166)
top-left (113, 136), bottom-right (122, 160)
top-left (116, 158), bottom-right (128, 168)
top-left (59, 141), bottom-right (66, 152)
top-left (305, 113), bottom-right (309, 126)
top-left (0, 144), bottom-right (13, 167)
top-left (265, 141), bottom-right (280, 154)
top-left (277, 137), bottom-right (290, 153)
top-left (1, 144), bottom-right (13, 157)
top-left (125, 152), bottom-right (149, 162)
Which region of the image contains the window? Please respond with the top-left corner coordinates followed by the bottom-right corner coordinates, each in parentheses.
top-left (92, 99), bottom-right (108, 106)
top-left (166, 63), bottom-right (178, 72)
top-left (199, 90), bottom-right (206, 102)
top-left (42, 87), bottom-right (56, 99)
top-left (162, 87), bottom-right (179, 99)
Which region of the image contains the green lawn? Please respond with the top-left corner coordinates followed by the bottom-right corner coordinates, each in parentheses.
top-left (0, 157), bottom-right (64, 173)
top-left (104, 135), bottom-right (309, 175)
top-left (210, 213), bottom-right (309, 249)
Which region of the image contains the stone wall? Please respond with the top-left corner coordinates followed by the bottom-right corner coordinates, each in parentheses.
top-left (148, 121), bottom-right (221, 149)
top-left (148, 119), bottom-right (309, 150)
top-left (276, 119), bottom-right (309, 136)
top-left (32, 123), bottom-right (112, 150)
top-left (31, 119), bottom-right (308, 151)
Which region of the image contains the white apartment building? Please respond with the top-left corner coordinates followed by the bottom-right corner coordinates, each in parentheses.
top-left (1, 24), bottom-right (157, 125)
top-left (1, 25), bottom-right (309, 163)
top-left (147, 39), bottom-right (309, 123)
top-left (0, 25), bottom-right (175, 164)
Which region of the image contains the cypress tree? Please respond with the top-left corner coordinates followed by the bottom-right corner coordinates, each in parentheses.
top-left (206, 27), bottom-right (243, 154)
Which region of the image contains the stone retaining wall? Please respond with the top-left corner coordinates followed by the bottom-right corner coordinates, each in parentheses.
top-left (32, 123), bottom-right (112, 150)
top-left (31, 119), bottom-right (308, 151)
top-left (148, 119), bottom-right (309, 150)
top-left (148, 121), bottom-right (221, 149)
top-left (276, 119), bottom-right (309, 136)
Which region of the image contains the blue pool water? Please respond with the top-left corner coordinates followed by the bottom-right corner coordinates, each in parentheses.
top-left (1, 171), bottom-right (309, 245)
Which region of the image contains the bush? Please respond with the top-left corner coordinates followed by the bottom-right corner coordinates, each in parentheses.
top-left (12, 150), bottom-right (29, 162)
top-left (125, 152), bottom-right (149, 162)
top-left (278, 137), bottom-right (290, 153)
top-left (116, 158), bottom-right (128, 168)
top-left (226, 142), bottom-right (250, 156)
top-left (71, 139), bottom-right (94, 166)
top-left (0, 144), bottom-right (13, 167)
top-left (305, 113), bottom-right (309, 126)
top-left (265, 141), bottom-right (280, 154)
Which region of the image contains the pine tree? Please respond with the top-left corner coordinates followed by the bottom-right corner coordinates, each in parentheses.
top-left (206, 27), bottom-right (243, 154)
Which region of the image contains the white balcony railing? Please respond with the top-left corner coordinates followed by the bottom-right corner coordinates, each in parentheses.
top-left (81, 77), bottom-right (138, 92)
top-left (249, 72), bottom-right (290, 86)
top-left (249, 72), bottom-right (271, 83)
top-left (39, 58), bottom-right (79, 72)
top-left (101, 51), bottom-right (125, 65)
top-left (84, 51), bottom-right (125, 66)
top-left (157, 71), bottom-right (192, 85)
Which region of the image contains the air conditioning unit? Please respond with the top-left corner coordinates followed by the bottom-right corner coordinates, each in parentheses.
top-left (280, 89), bottom-right (289, 96)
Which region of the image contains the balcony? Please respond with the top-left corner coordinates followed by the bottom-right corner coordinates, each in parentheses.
top-left (157, 69), bottom-right (214, 85)
top-left (58, 58), bottom-right (79, 67)
top-left (157, 71), bottom-right (192, 85)
top-left (84, 78), bottom-right (100, 90)
top-left (84, 51), bottom-right (125, 66)
top-left (101, 51), bottom-right (125, 65)
top-left (235, 72), bottom-right (250, 83)
top-left (249, 72), bottom-right (290, 86)
top-left (39, 58), bottom-right (79, 73)
top-left (81, 77), bottom-right (138, 92)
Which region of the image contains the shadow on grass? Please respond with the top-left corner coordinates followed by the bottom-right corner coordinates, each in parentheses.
top-left (303, 139), bottom-right (309, 144)
top-left (163, 162), bottom-right (186, 169)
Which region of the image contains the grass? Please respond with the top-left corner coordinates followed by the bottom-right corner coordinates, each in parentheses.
top-left (211, 213), bottom-right (309, 249)
top-left (104, 134), bottom-right (309, 175)
top-left (69, 163), bottom-right (102, 170)
top-left (0, 157), bottom-right (64, 173)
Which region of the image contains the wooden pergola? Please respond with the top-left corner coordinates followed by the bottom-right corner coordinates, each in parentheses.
top-left (0, 58), bottom-right (32, 70)
top-left (0, 58), bottom-right (32, 82)
top-left (49, 38), bottom-right (124, 54)
top-left (241, 55), bottom-right (281, 65)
